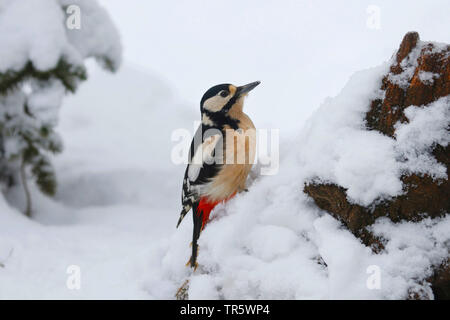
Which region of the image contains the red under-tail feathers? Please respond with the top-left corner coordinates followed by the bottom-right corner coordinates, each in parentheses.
top-left (197, 193), bottom-right (236, 230)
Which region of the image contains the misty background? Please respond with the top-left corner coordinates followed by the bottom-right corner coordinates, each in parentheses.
top-left (100, 0), bottom-right (449, 133)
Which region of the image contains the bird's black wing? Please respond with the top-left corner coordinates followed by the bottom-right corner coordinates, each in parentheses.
top-left (176, 124), bottom-right (223, 227)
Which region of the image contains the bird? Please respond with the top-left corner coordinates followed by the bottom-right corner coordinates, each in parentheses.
top-left (176, 81), bottom-right (260, 269)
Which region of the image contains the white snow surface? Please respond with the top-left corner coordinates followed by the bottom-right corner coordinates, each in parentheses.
top-left (0, 58), bottom-right (449, 299)
top-left (418, 71), bottom-right (440, 85)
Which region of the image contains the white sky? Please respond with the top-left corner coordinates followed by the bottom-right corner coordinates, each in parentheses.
top-left (99, 0), bottom-right (450, 133)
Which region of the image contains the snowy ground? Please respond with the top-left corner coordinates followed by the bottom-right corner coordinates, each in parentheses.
top-left (0, 55), bottom-right (448, 299)
top-left (0, 62), bottom-right (192, 299)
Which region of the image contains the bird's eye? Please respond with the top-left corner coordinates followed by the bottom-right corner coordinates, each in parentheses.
top-left (219, 90), bottom-right (229, 97)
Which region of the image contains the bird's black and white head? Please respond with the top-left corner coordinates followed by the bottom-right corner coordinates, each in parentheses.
top-left (200, 81), bottom-right (260, 127)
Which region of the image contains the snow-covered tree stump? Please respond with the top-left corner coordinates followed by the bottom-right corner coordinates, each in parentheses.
top-left (304, 32), bottom-right (450, 299)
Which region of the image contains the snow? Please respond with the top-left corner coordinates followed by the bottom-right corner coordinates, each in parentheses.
top-left (27, 80), bottom-right (66, 126)
top-left (297, 64), bottom-right (401, 206)
top-left (389, 39), bottom-right (447, 90)
top-left (418, 71), bottom-right (440, 85)
top-left (297, 58), bottom-right (449, 206)
top-left (395, 96), bottom-right (450, 179)
top-left (0, 0), bottom-right (121, 72)
top-left (388, 42), bottom-right (422, 89)
top-left (60, 0), bottom-right (122, 70)
top-left (0, 0), bottom-right (66, 72)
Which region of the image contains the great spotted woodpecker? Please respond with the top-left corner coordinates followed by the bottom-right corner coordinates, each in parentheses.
top-left (176, 81), bottom-right (260, 269)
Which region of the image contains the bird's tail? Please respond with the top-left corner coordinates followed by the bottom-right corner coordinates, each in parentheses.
top-left (176, 205), bottom-right (191, 228)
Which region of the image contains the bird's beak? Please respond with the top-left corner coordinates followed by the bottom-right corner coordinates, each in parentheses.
top-left (237, 81), bottom-right (261, 97)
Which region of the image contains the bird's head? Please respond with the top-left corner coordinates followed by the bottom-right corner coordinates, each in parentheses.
top-left (200, 81), bottom-right (260, 125)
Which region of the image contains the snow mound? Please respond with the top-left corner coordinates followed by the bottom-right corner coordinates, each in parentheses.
top-left (299, 65), bottom-right (449, 206)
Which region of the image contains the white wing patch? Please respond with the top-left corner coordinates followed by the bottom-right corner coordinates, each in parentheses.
top-left (202, 114), bottom-right (215, 126)
top-left (188, 134), bottom-right (221, 182)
